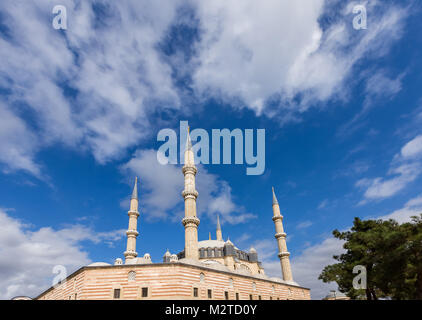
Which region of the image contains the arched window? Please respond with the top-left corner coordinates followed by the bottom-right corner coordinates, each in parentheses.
top-left (200, 273), bottom-right (205, 283)
top-left (128, 271), bottom-right (136, 281)
top-left (229, 278), bottom-right (234, 288)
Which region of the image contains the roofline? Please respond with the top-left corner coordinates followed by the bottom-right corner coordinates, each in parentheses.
top-left (35, 262), bottom-right (309, 299)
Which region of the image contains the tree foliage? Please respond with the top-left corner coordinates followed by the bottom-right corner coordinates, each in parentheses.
top-left (319, 214), bottom-right (422, 300)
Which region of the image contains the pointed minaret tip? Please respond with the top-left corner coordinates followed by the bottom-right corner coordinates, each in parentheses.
top-left (209, 232), bottom-right (211, 240)
top-left (131, 177), bottom-right (138, 200)
top-left (272, 186), bottom-right (278, 205)
top-left (186, 126), bottom-right (192, 150)
top-left (216, 215), bottom-right (221, 230)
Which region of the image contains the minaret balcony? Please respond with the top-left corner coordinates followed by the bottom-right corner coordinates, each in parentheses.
top-left (123, 250), bottom-right (138, 258)
top-left (182, 166), bottom-right (197, 175)
top-left (182, 216), bottom-right (200, 227)
top-left (127, 210), bottom-right (140, 217)
top-left (182, 190), bottom-right (198, 199)
top-left (272, 215), bottom-right (283, 222)
top-left (126, 229), bottom-right (139, 237)
top-left (274, 232), bottom-right (287, 239)
top-left (278, 251), bottom-right (290, 258)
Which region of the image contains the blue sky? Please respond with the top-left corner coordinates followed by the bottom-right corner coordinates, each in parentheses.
top-left (1, 0), bottom-right (422, 300)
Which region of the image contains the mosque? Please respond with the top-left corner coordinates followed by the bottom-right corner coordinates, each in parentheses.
top-left (35, 130), bottom-right (310, 300)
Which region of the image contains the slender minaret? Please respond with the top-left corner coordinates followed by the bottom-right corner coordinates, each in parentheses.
top-left (272, 187), bottom-right (293, 282)
top-left (124, 177), bottom-right (140, 261)
top-left (181, 127), bottom-right (200, 260)
top-left (216, 215), bottom-right (223, 241)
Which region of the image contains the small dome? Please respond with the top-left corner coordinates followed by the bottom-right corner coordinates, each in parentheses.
top-left (163, 249), bottom-right (171, 257)
top-left (143, 253), bottom-right (151, 259)
top-left (249, 247), bottom-right (257, 253)
top-left (114, 258), bottom-right (123, 265)
top-left (88, 262), bottom-right (110, 267)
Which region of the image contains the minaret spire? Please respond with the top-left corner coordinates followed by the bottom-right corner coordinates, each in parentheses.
top-left (272, 186), bottom-right (278, 205)
top-left (271, 187), bottom-right (293, 282)
top-left (132, 177), bottom-right (138, 200)
top-left (124, 177), bottom-right (140, 262)
top-left (216, 215), bottom-right (223, 241)
top-left (182, 126), bottom-right (200, 260)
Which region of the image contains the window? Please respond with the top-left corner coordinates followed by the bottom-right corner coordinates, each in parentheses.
top-left (270, 296), bottom-right (273, 300)
top-left (74, 293), bottom-right (77, 300)
top-left (236, 293), bottom-right (239, 300)
top-left (252, 282), bottom-right (256, 290)
top-left (229, 278), bottom-right (234, 287)
top-left (207, 289), bottom-right (212, 299)
top-left (258, 295), bottom-right (262, 300)
top-left (249, 294), bottom-right (253, 300)
top-left (224, 291), bottom-right (229, 300)
top-left (113, 288), bottom-right (121, 299)
top-left (200, 273), bottom-right (205, 283)
top-left (128, 271), bottom-right (136, 281)
top-left (141, 287), bottom-right (148, 297)
top-left (193, 288), bottom-right (198, 297)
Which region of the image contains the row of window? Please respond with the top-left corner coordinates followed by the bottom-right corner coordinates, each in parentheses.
top-left (192, 287), bottom-right (283, 300)
top-left (113, 287), bottom-right (148, 299)
top-left (199, 248), bottom-right (252, 261)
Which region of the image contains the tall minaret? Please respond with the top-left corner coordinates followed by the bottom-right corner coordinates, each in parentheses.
top-left (272, 187), bottom-right (293, 282)
top-left (124, 177), bottom-right (140, 261)
top-left (216, 215), bottom-right (223, 241)
top-left (182, 127), bottom-right (200, 260)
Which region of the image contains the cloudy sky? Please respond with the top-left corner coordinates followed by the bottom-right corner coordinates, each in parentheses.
top-left (0, 0), bottom-right (421, 300)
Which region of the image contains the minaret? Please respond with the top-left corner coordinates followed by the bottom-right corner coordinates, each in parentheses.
top-left (272, 187), bottom-right (293, 282)
top-left (216, 215), bottom-right (223, 241)
top-left (182, 127), bottom-right (200, 260)
top-left (124, 177), bottom-right (140, 261)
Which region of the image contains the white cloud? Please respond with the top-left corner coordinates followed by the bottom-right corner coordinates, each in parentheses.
top-left (0, 0), bottom-right (182, 175)
top-left (0, 208), bottom-right (125, 299)
top-left (401, 135), bottom-right (422, 159)
top-left (375, 194), bottom-right (422, 224)
top-left (0, 102), bottom-right (41, 177)
top-left (0, 1), bottom-right (409, 178)
top-left (121, 149), bottom-right (256, 224)
top-left (290, 237), bottom-right (344, 299)
top-left (405, 194), bottom-right (422, 207)
top-left (191, 0), bottom-right (408, 116)
top-left (356, 135), bottom-right (422, 203)
top-left (318, 199), bottom-right (329, 210)
top-left (296, 220), bottom-right (313, 229)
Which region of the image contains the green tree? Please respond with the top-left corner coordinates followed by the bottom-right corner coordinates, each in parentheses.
top-left (319, 214), bottom-right (422, 300)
